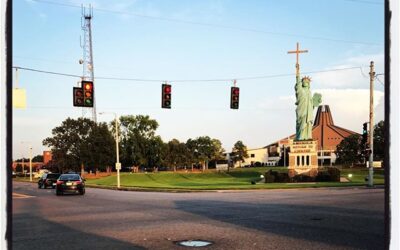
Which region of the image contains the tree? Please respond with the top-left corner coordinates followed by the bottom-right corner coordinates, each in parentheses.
top-left (32, 155), bottom-right (44, 162)
top-left (85, 122), bottom-right (116, 172)
top-left (117, 115), bottom-right (160, 170)
top-left (373, 120), bottom-right (385, 161)
top-left (165, 139), bottom-right (190, 171)
top-left (335, 134), bottom-right (363, 166)
top-left (231, 141), bottom-right (249, 168)
top-left (186, 136), bottom-right (224, 171)
top-left (15, 164), bottom-right (23, 173)
top-left (43, 118), bottom-right (115, 173)
top-left (15, 158), bottom-right (29, 162)
top-left (144, 136), bottom-right (166, 171)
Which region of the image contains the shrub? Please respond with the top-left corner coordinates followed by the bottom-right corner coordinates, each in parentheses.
top-left (316, 171), bottom-right (331, 182)
top-left (293, 174), bottom-right (315, 182)
top-left (327, 167), bottom-right (341, 182)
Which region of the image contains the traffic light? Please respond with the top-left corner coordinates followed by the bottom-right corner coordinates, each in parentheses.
top-left (230, 87), bottom-right (239, 109)
top-left (362, 122), bottom-right (368, 147)
top-left (82, 81), bottom-right (94, 107)
top-left (161, 83), bottom-right (171, 109)
top-left (73, 87), bottom-right (84, 107)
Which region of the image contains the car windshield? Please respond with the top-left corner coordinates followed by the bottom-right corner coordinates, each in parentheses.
top-left (59, 174), bottom-right (81, 181)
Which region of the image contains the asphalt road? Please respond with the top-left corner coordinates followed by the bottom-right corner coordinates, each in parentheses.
top-left (12, 182), bottom-right (385, 250)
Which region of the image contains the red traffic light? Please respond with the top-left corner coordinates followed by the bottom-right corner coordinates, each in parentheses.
top-left (73, 87), bottom-right (84, 107)
top-left (84, 83), bottom-right (92, 90)
top-left (230, 87), bottom-right (240, 109)
top-left (162, 84), bottom-right (172, 109)
top-left (82, 81), bottom-right (94, 107)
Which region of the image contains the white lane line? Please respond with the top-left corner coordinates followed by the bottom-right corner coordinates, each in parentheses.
top-left (12, 192), bottom-right (36, 199)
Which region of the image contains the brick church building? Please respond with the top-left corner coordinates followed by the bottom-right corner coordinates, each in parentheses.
top-left (266, 105), bottom-right (359, 165)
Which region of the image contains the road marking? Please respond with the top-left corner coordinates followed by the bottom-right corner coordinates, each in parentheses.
top-left (12, 192), bottom-right (35, 199)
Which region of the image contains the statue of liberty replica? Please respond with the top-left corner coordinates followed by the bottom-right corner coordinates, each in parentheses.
top-left (288, 43), bottom-right (322, 140)
top-left (287, 43), bottom-right (322, 174)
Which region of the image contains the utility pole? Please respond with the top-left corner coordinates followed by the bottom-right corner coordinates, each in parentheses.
top-left (29, 145), bottom-right (32, 182)
top-left (99, 112), bottom-right (121, 188)
top-left (368, 61), bottom-right (375, 187)
top-left (115, 114), bottom-right (120, 188)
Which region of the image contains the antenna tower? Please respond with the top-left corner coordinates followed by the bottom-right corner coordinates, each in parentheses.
top-left (81, 5), bottom-right (97, 122)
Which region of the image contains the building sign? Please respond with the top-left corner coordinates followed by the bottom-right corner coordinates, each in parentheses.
top-left (290, 141), bottom-right (317, 153)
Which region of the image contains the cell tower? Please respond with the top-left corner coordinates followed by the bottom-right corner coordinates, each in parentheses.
top-left (80, 5), bottom-right (97, 122)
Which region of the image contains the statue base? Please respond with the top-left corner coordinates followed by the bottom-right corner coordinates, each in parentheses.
top-left (288, 140), bottom-right (319, 177)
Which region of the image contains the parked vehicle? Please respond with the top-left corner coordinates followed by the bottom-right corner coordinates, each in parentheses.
top-left (56, 174), bottom-right (85, 196)
top-left (38, 173), bottom-right (61, 189)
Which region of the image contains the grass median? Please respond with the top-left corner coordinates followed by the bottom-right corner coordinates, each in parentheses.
top-left (85, 167), bottom-right (385, 191)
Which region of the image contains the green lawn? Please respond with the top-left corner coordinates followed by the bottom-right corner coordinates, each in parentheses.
top-left (85, 167), bottom-right (385, 191)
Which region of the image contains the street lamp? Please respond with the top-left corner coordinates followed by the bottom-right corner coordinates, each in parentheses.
top-left (99, 112), bottom-right (121, 188)
top-left (21, 141), bottom-right (33, 182)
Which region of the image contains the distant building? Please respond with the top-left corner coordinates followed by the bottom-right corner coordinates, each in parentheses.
top-left (12, 150), bottom-right (53, 172)
top-left (226, 147), bottom-right (274, 168)
top-left (265, 105), bottom-right (359, 166)
top-left (43, 151), bottom-right (52, 165)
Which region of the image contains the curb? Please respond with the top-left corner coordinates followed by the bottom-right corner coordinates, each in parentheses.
top-left (85, 183), bottom-right (385, 193)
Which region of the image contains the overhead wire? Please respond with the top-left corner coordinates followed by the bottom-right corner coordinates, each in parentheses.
top-left (343, 0), bottom-right (383, 5)
top-left (29, 0), bottom-right (382, 46)
top-left (375, 74), bottom-right (385, 85)
top-left (12, 65), bottom-right (370, 83)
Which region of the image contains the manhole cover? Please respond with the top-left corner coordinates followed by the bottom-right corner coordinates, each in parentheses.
top-left (176, 240), bottom-right (213, 247)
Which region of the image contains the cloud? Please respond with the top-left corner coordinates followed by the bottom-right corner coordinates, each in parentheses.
top-left (25, 0), bottom-right (48, 21)
top-left (315, 88), bottom-right (384, 132)
top-left (258, 88), bottom-right (384, 138)
top-left (311, 53), bottom-right (384, 89)
top-left (258, 95), bottom-right (295, 110)
top-left (169, 0), bottom-right (226, 22)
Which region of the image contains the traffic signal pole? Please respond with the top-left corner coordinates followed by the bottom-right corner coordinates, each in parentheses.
top-left (368, 61), bottom-right (375, 187)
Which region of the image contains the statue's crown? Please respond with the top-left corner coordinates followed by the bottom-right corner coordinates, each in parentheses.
top-left (302, 76), bottom-right (312, 82)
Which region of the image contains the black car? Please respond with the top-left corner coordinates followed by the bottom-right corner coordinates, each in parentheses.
top-left (38, 173), bottom-right (61, 189)
top-left (56, 174), bottom-right (85, 195)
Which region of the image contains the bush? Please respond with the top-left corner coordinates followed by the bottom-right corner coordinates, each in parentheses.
top-left (315, 167), bottom-right (341, 182)
top-left (327, 167), bottom-right (341, 182)
top-left (316, 172), bottom-right (331, 182)
top-left (264, 170), bottom-right (289, 183)
top-left (292, 174), bottom-right (314, 182)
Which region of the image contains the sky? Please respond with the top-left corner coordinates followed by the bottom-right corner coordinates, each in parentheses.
top-left (12, 0), bottom-right (385, 159)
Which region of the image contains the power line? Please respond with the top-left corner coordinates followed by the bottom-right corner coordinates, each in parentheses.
top-left (343, 0), bottom-right (383, 5)
top-left (13, 66), bottom-right (82, 78)
top-left (13, 65), bottom-right (368, 83)
top-left (29, 0), bottom-right (382, 46)
top-left (375, 74), bottom-right (385, 85)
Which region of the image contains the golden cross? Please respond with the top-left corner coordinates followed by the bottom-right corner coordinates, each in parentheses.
top-left (287, 42), bottom-right (308, 76)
